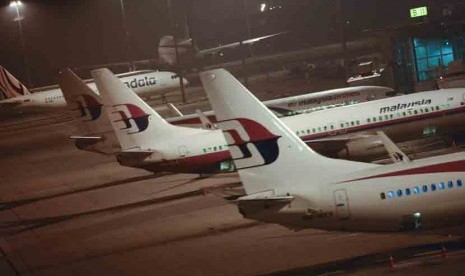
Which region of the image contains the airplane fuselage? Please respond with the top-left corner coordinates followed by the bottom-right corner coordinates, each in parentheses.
top-left (167, 86), bottom-right (394, 126)
top-left (0, 71), bottom-right (184, 111)
top-left (242, 152), bottom-right (465, 232)
top-left (114, 88), bottom-right (465, 174)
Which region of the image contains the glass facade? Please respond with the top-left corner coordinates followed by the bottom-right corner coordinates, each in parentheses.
top-left (413, 35), bottom-right (465, 82)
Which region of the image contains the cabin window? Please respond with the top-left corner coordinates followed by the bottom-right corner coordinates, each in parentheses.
top-left (330, 125), bottom-right (334, 130)
top-left (413, 187), bottom-right (420, 194)
top-left (402, 112), bottom-right (406, 116)
top-left (422, 185), bottom-right (428, 193)
top-left (307, 129), bottom-right (310, 134)
top-left (340, 123), bottom-right (344, 128)
top-left (213, 146), bottom-right (217, 151)
top-left (457, 179), bottom-right (463, 187)
top-left (405, 188), bottom-right (411, 196)
top-left (351, 121), bottom-right (355, 126)
top-left (312, 128), bottom-right (316, 133)
top-left (356, 120), bottom-right (360, 125)
top-left (384, 115), bottom-right (389, 120)
top-left (438, 182), bottom-right (445, 190)
top-left (378, 116), bottom-right (383, 121)
top-left (324, 126), bottom-right (327, 131)
top-left (373, 117), bottom-right (377, 122)
top-left (367, 118), bottom-right (371, 123)
top-left (397, 189), bottom-right (403, 197)
top-left (448, 180), bottom-right (454, 188)
top-left (389, 114), bottom-right (394, 119)
top-left (380, 192), bottom-right (386, 200)
top-left (436, 106), bottom-right (440, 111)
top-left (203, 148), bottom-right (206, 153)
top-left (414, 110), bottom-right (418, 115)
top-left (431, 183), bottom-right (437, 191)
top-left (424, 107), bottom-right (429, 112)
top-left (219, 146), bottom-right (222, 150)
top-left (387, 191), bottom-right (394, 199)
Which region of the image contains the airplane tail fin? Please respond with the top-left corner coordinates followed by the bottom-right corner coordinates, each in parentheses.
top-left (200, 69), bottom-right (374, 195)
top-left (91, 68), bottom-right (176, 151)
top-left (0, 66), bottom-right (31, 100)
top-left (58, 68), bottom-right (111, 133)
top-left (58, 68), bottom-right (119, 154)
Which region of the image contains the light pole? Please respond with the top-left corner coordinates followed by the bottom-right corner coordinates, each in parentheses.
top-left (119, 0), bottom-right (133, 71)
top-left (10, 0), bottom-right (31, 87)
top-left (166, 0), bottom-right (187, 103)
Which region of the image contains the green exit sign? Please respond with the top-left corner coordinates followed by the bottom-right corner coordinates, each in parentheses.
top-left (410, 6), bottom-right (428, 18)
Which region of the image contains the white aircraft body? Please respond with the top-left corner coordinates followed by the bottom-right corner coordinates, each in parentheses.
top-left (202, 68), bottom-right (465, 232)
top-left (170, 84), bottom-right (465, 161)
top-left (63, 66), bottom-right (465, 171)
top-left (0, 66), bottom-right (187, 111)
top-left (167, 86), bottom-right (395, 127)
top-left (90, 68), bottom-right (233, 173)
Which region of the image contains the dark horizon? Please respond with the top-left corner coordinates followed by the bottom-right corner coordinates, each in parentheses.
top-left (0, 0), bottom-right (464, 87)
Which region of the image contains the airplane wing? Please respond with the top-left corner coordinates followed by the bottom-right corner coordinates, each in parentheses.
top-left (198, 32), bottom-right (287, 56)
top-left (195, 109), bottom-right (217, 130)
top-left (0, 101), bottom-right (22, 107)
top-left (167, 103), bottom-right (183, 117)
top-left (376, 131), bottom-right (411, 163)
top-left (303, 133), bottom-right (377, 155)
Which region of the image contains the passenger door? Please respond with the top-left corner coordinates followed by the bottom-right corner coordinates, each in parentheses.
top-left (334, 189), bottom-right (350, 219)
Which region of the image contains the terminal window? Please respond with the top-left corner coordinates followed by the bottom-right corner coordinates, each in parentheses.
top-left (413, 37), bottom-right (455, 82)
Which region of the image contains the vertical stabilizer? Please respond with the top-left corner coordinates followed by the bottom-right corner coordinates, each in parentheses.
top-left (200, 69), bottom-right (374, 195)
top-left (59, 68), bottom-right (110, 135)
top-left (92, 68), bottom-right (176, 151)
top-left (59, 68), bottom-right (119, 154)
top-left (0, 66), bottom-right (31, 100)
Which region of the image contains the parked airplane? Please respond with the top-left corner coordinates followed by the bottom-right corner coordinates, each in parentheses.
top-left (58, 69), bottom-right (119, 154)
top-left (201, 68), bottom-right (465, 232)
top-left (91, 68), bottom-right (234, 173)
top-left (171, 84), bottom-right (465, 161)
top-left (65, 66), bottom-right (465, 169)
top-left (167, 85), bottom-right (395, 127)
top-left (0, 66), bottom-right (188, 112)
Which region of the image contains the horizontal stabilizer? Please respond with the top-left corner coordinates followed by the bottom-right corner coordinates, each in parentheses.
top-left (117, 150), bottom-right (153, 159)
top-left (237, 195), bottom-right (294, 204)
top-left (0, 101), bottom-right (22, 107)
top-left (69, 136), bottom-right (104, 141)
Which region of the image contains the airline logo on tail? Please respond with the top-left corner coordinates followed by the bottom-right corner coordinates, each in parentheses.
top-left (73, 95), bottom-right (103, 121)
top-left (112, 104), bottom-right (150, 134)
top-left (218, 118), bottom-right (281, 169)
top-left (0, 67), bottom-right (30, 99)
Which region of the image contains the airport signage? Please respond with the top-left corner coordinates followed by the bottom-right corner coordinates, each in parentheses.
top-left (410, 6), bottom-right (428, 18)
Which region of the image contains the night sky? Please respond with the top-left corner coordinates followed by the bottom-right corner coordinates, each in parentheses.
top-left (0, 0), bottom-right (462, 87)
